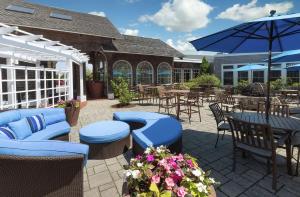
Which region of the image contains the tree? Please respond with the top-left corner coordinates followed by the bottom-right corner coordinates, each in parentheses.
top-left (200, 57), bottom-right (212, 74)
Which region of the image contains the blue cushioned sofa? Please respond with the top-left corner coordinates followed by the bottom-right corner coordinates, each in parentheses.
top-left (0, 108), bottom-right (70, 141)
top-left (113, 111), bottom-right (182, 155)
top-left (0, 108), bottom-right (89, 196)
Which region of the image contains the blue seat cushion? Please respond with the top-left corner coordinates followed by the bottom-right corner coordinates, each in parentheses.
top-left (44, 113), bottom-right (66, 125)
top-left (132, 117), bottom-right (182, 149)
top-left (79, 121), bottom-right (130, 143)
top-left (24, 121), bottom-right (70, 141)
top-left (0, 139), bottom-right (89, 165)
top-left (8, 118), bottom-right (32, 140)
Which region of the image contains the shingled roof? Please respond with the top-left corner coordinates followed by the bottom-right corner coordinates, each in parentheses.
top-left (0, 0), bottom-right (122, 39)
top-left (111, 35), bottom-right (184, 58)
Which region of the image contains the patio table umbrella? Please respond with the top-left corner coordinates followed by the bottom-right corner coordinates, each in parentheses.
top-left (235, 64), bottom-right (267, 83)
top-left (271, 50), bottom-right (300, 63)
top-left (190, 11), bottom-right (300, 120)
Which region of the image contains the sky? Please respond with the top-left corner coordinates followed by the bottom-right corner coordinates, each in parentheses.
top-left (27, 0), bottom-right (300, 55)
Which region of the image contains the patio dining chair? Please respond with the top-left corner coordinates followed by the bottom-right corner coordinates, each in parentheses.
top-left (137, 84), bottom-right (152, 104)
top-left (209, 103), bottom-right (230, 148)
top-left (221, 94), bottom-right (240, 113)
top-left (291, 132), bottom-right (300, 176)
top-left (257, 102), bottom-right (290, 117)
top-left (227, 117), bottom-right (289, 190)
top-left (178, 92), bottom-right (202, 123)
top-left (157, 86), bottom-right (176, 114)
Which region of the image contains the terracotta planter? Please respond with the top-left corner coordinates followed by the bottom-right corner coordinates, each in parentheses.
top-left (65, 106), bottom-right (80, 126)
top-left (86, 81), bottom-right (104, 99)
top-left (122, 182), bottom-right (216, 197)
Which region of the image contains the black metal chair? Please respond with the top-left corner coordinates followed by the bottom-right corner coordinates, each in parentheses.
top-left (209, 103), bottom-right (230, 148)
top-left (291, 133), bottom-right (300, 176)
top-left (227, 117), bottom-right (288, 190)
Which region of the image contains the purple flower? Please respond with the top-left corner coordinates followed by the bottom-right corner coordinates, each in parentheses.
top-left (146, 154), bottom-right (155, 162)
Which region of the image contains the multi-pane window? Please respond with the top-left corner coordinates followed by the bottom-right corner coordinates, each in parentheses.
top-left (157, 63), bottom-right (172, 84)
top-left (173, 68), bottom-right (181, 83)
top-left (287, 63), bottom-right (300, 85)
top-left (0, 64), bottom-right (69, 110)
top-left (238, 71), bottom-right (248, 82)
top-left (223, 71), bottom-right (233, 85)
top-left (192, 69), bottom-right (200, 78)
top-left (269, 70), bottom-right (281, 81)
top-left (183, 69), bottom-right (191, 82)
top-left (136, 61), bottom-right (153, 85)
top-left (113, 60), bottom-right (132, 84)
top-left (253, 71), bottom-right (264, 83)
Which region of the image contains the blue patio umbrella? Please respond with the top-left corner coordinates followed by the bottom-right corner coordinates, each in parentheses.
top-left (271, 50), bottom-right (300, 63)
top-left (235, 64), bottom-right (267, 72)
top-left (190, 11), bottom-right (300, 119)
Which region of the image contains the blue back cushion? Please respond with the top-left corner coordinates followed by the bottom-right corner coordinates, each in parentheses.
top-left (19, 108), bottom-right (66, 125)
top-left (0, 127), bottom-right (16, 140)
top-left (0, 110), bottom-right (21, 126)
top-left (26, 114), bottom-right (46, 133)
top-left (8, 118), bottom-right (32, 140)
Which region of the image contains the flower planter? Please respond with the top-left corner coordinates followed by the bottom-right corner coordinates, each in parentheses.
top-left (65, 106), bottom-right (80, 126)
top-left (86, 81), bottom-right (104, 99)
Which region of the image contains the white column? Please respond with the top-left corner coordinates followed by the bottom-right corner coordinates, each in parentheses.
top-left (233, 65), bottom-right (238, 87)
top-left (79, 62), bottom-right (86, 102)
top-left (6, 58), bottom-right (16, 108)
top-left (281, 63), bottom-right (287, 85)
top-left (248, 71), bottom-right (252, 83)
top-left (67, 59), bottom-right (73, 100)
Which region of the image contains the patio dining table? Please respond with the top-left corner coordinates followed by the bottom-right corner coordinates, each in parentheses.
top-left (166, 89), bottom-right (190, 119)
top-left (231, 112), bottom-right (300, 175)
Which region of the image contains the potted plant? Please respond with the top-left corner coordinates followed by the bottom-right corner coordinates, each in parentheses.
top-left (57, 100), bottom-right (80, 126)
top-left (123, 146), bottom-right (216, 197)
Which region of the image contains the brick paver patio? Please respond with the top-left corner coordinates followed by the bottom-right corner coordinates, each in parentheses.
top-left (71, 99), bottom-right (300, 197)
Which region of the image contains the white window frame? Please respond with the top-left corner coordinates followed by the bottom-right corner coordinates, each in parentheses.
top-left (136, 61), bottom-right (154, 85)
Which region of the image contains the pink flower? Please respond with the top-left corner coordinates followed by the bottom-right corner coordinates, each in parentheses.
top-left (146, 154), bottom-right (155, 162)
top-left (151, 175), bottom-right (160, 184)
top-left (176, 154), bottom-right (184, 162)
top-left (175, 169), bottom-right (184, 177)
top-left (165, 177), bottom-right (175, 189)
top-left (177, 187), bottom-right (187, 197)
top-left (136, 155), bottom-right (142, 160)
top-left (187, 160), bottom-right (194, 168)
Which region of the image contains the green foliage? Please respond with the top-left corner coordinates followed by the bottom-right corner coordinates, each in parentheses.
top-left (270, 79), bottom-right (285, 91)
top-left (111, 78), bottom-right (134, 105)
top-left (236, 80), bottom-right (249, 94)
top-left (86, 68), bottom-right (93, 81)
top-left (200, 57), bottom-right (212, 74)
top-left (184, 74), bottom-right (221, 89)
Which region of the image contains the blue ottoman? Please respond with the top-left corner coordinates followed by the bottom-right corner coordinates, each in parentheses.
top-left (79, 121), bottom-right (130, 159)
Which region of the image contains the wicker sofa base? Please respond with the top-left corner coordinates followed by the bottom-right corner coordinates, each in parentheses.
top-left (51, 133), bottom-right (69, 141)
top-left (81, 135), bottom-right (130, 160)
top-left (132, 136), bottom-right (182, 156)
top-left (0, 155), bottom-right (84, 197)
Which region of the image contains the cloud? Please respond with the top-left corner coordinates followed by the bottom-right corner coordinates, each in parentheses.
top-left (166, 38), bottom-right (196, 54)
top-left (139, 0), bottom-right (213, 32)
top-left (217, 0), bottom-right (293, 21)
top-left (120, 28), bottom-right (139, 36)
top-left (88, 11), bottom-right (106, 17)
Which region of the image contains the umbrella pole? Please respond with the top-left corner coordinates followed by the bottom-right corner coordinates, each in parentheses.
top-left (266, 20), bottom-right (274, 121)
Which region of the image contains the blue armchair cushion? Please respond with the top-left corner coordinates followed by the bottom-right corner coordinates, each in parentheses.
top-left (8, 118), bottom-right (32, 140)
top-left (0, 110), bottom-right (20, 126)
top-left (0, 139), bottom-right (89, 165)
top-left (0, 127), bottom-right (16, 140)
top-left (26, 114), bottom-right (46, 133)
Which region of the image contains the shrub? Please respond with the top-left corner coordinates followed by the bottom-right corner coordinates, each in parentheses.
top-left (270, 79), bottom-right (284, 91)
top-left (111, 78), bottom-right (134, 105)
top-left (236, 80), bottom-right (249, 94)
top-left (184, 74), bottom-right (220, 89)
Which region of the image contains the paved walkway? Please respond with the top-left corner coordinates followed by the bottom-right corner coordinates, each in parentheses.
top-left (72, 99), bottom-right (300, 197)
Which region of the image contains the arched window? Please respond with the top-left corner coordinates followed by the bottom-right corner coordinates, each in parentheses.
top-left (157, 62), bottom-right (172, 84)
top-left (113, 60), bottom-right (132, 84)
top-left (136, 61), bottom-right (153, 85)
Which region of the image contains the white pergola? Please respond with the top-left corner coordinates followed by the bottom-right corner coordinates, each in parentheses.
top-left (0, 23), bottom-right (89, 109)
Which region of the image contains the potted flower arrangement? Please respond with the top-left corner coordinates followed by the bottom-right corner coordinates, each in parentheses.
top-left (123, 146), bottom-right (216, 197)
top-left (57, 100), bottom-right (80, 126)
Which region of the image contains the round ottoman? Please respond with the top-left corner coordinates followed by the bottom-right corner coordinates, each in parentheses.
top-left (79, 121), bottom-right (130, 159)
